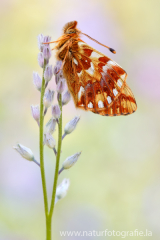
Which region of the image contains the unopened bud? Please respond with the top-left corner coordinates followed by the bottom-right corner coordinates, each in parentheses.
top-left (43, 45), bottom-right (51, 60)
top-left (44, 65), bottom-right (53, 83)
top-left (53, 61), bottom-right (62, 75)
top-left (43, 35), bottom-right (51, 43)
top-left (53, 61), bottom-right (64, 84)
top-left (56, 179), bottom-right (70, 202)
top-left (37, 34), bottom-right (44, 52)
top-left (44, 118), bottom-right (56, 135)
top-left (31, 105), bottom-right (40, 125)
top-left (38, 34), bottom-right (51, 52)
top-left (52, 104), bottom-right (61, 119)
top-left (43, 89), bottom-right (54, 109)
top-left (63, 152), bottom-right (81, 169)
top-left (13, 143), bottom-right (34, 161)
top-left (56, 78), bottom-right (65, 93)
top-left (64, 116), bottom-right (80, 135)
top-left (62, 91), bottom-right (71, 106)
top-left (33, 72), bottom-right (42, 91)
top-left (37, 52), bottom-right (44, 68)
top-left (44, 133), bottom-right (56, 149)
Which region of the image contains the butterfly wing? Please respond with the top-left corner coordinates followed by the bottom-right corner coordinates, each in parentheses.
top-left (62, 40), bottom-right (137, 116)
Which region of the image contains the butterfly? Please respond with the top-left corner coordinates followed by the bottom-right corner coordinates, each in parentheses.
top-left (48, 21), bottom-right (137, 116)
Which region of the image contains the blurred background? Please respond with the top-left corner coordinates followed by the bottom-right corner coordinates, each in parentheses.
top-left (0, 0), bottom-right (160, 239)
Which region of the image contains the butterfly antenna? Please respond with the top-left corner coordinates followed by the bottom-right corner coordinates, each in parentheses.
top-left (79, 32), bottom-right (116, 54)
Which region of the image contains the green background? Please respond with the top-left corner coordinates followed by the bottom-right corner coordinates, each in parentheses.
top-left (0, 0), bottom-right (160, 239)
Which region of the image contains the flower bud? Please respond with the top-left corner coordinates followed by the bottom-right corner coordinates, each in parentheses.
top-left (53, 61), bottom-right (64, 84)
top-left (44, 118), bottom-right (56, 135)
top-left (53, 61), bottom-right (62, 75)
top-left (33, 72), bottom-right (42, 91)
top-left (43, 36), bottom-right (51, 44)
top-left (37, 34), bottom-right (44, 52)
top-left (37, 52), bottom-right (44, 68)
top-left (31, 105), bottom-right (40, 124)
top-left (62, 152), bottom-right (81, 170)
top-left (62, 91), bottom-right (71, 106)
top-left (56, 78), bottom-right (65, 93)
top-left (44, 65), bottom-right (53, 83)
top-left (56, 179), bottom-right (70, 201)
top-left (52, 104), bottom-right (61, 119)
top-left (44, 133), bottom-right (56, 149)
top-left (43, 45), bottom-right (51, 60)
top-left (38, 34), bottom-right (51, 52)
top-left (43, 89), bottom-right (54, 109)
top-left (64, 116), bottom-right (80, 135)
top-left (13, 143), bottom-right (34, 161)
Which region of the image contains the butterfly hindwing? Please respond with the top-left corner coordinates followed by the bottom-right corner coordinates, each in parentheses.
top-left (72, 41), bottom-right (128, 100)
top-left (62, 38), bottom-right (137, 116)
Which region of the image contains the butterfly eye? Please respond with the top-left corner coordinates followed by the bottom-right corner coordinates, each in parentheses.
top-left (67, 29), bottom-right (75, 34)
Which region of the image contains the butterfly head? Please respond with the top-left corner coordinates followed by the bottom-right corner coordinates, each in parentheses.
top-left (63, 21), bottom-right (80, 37)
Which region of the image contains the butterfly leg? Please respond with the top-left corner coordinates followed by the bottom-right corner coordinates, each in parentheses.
top-left (56, 49), bottom-right (69, 74)
top-left (56, 42), bottom-right (72, 74)
top-left (43, 36), bottom-right (69, 45)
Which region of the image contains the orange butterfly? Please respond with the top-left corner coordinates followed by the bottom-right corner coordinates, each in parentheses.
top-left (49, 21), bottom-right (137, 116)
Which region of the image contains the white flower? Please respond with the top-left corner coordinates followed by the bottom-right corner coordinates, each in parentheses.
top-left (52, 104), bottom-right (61, 119)
top-left (31, 105), bottom-right (40, 123)
top-left (62, 91), bottom-right (71, 106)
top-left (44, 65), bottom-right (53, 82)
top-left (43, 89), bottom-right (54, 109)
top-left (64, 116), bottom-right (80, 135)
top-left (44, 133), bottom-right (56, 149)
top-left (44, 118), bottom-right (56, 135)
top-left (56, 179), bottom-right (70, 201)
top-left (33, 72), bottom-right (42, 91)
top-left (37, 33), bottom-right (44, 52)
top-left (56, 78), bottom-right (65, 93)
top-left (38, 52), bottom-right (44, 68)
top-left (62, 152), bottom-right (81, 169)
top-left (13, 144), bottom-right (34, 161)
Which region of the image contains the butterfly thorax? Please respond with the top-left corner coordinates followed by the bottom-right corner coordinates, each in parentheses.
top-left (55, 21), bottom-right (81, 61)
top-left (55, 35), bottom-right (80, 61)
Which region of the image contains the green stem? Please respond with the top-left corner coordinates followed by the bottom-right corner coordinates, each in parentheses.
top-left (46, 215), bottom-right (52, 240)
top-left (49, 94), bottom-right (63, 223)
top-left (39, 59), bottom-right (49, 239)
